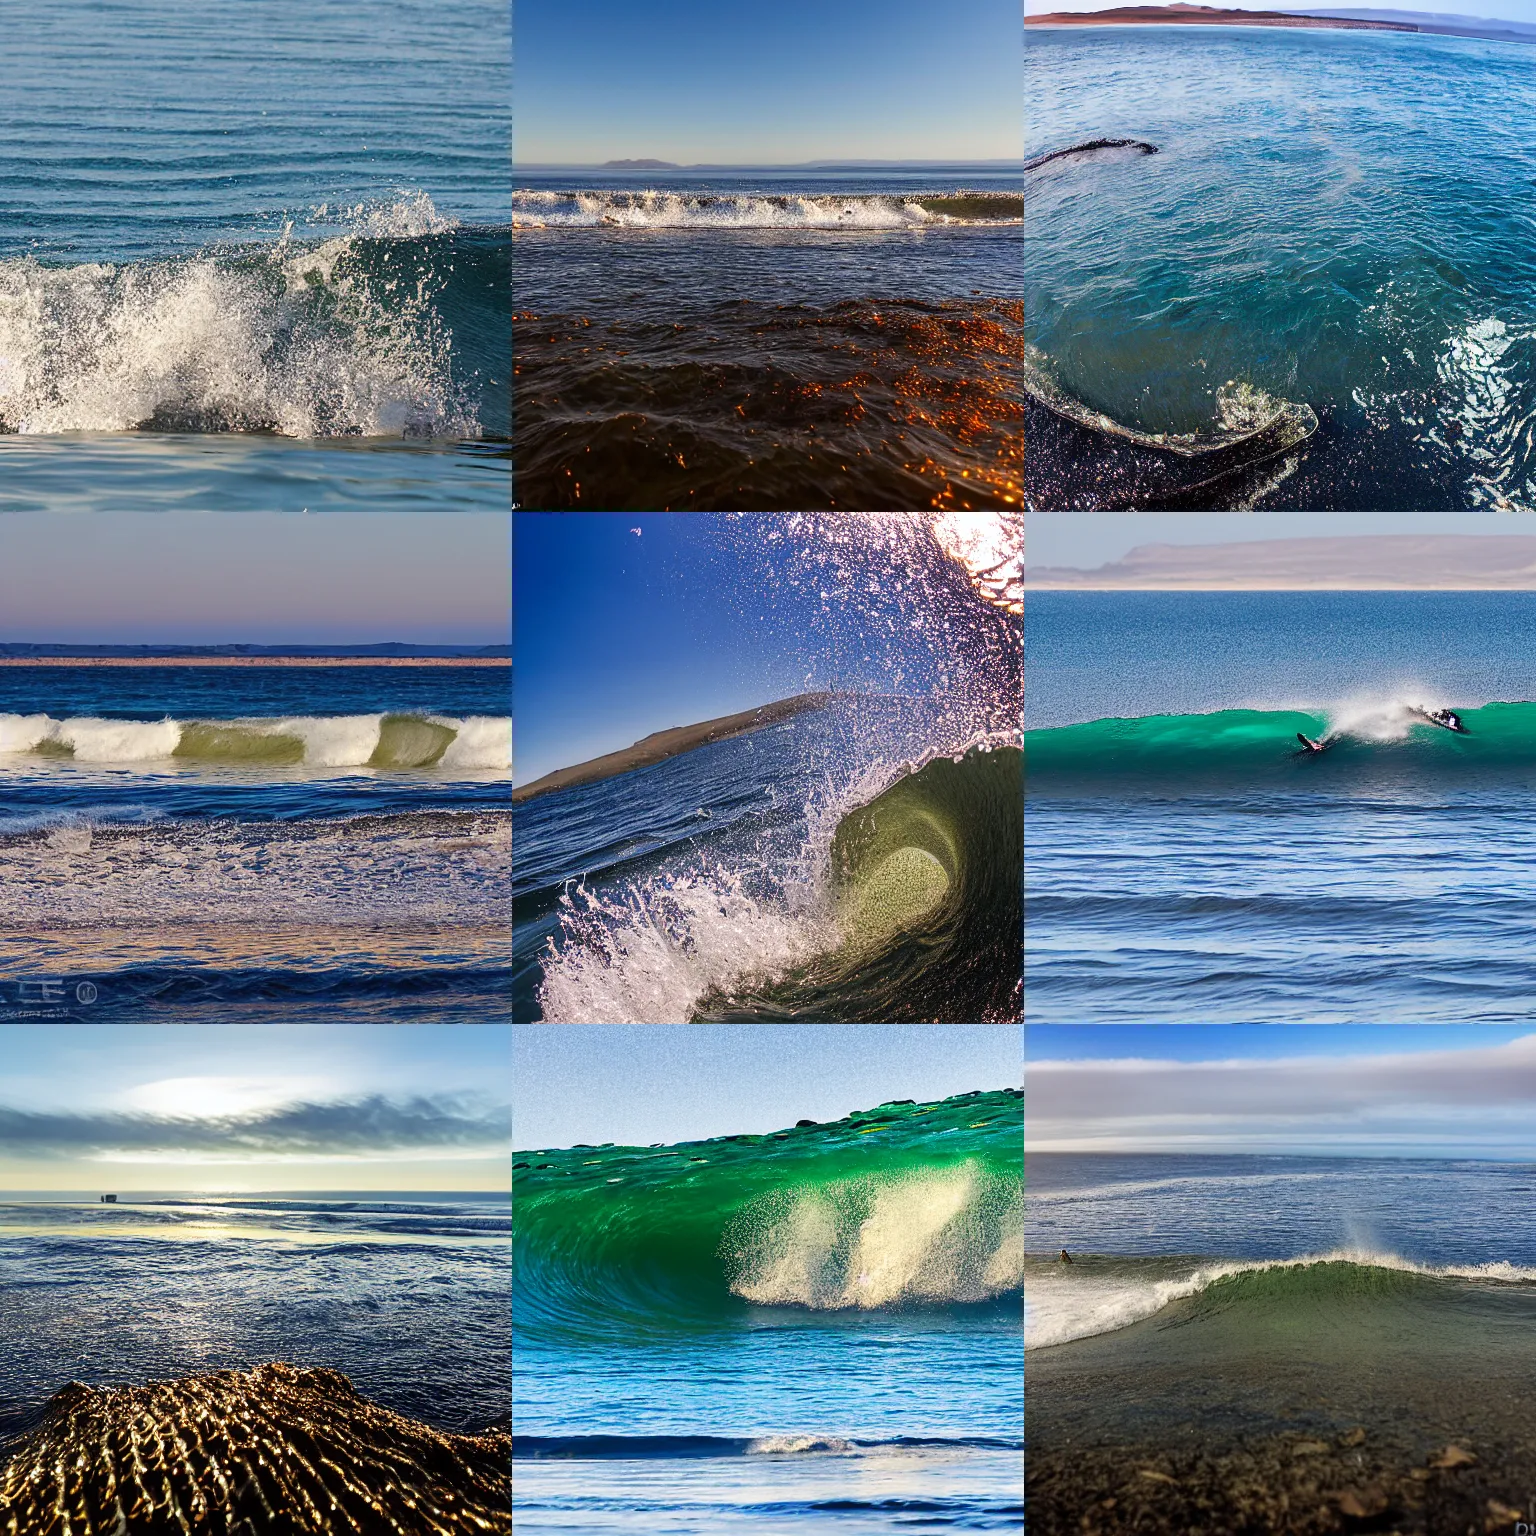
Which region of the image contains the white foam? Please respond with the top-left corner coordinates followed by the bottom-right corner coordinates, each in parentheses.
top-left (0, 714), bottom-right (53, 753)
top-left (435, 715), bottom-right (512, 770)
top-left (54, 717), bottom-right (183, 762)
top-left (746, 1436), bottom-right (857, 1455)
top-left (511, 190), bottom-right (978, 230)
top-left (727, 1165), bottom-right (1023, 1310)
top-left (258, 715), bottom-right (382, 768)
top-left (535, 870), bottom-right (838, 1026)
top-left (1026, 1247), bottom-right (1536, 1351)
top-left (0, 194), bottom-right (476, 439)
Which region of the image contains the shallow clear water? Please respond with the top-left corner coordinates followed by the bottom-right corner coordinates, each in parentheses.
top-left (1026, 27), bottom-right (1536, 509)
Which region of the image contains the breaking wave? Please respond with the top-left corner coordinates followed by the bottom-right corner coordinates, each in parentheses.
top-left (1026, 1250), bottom-right (1536, 1351)
top-left (512, 1091), bottom-right (1022, 1341)
top-left (0, 712), bottom-right (511, 771)
top-left (511, 189), bottom-right (1022, 229)
top-left (0, 195), bottom-right (506, 439)
top-left (1026, 698), bottom-right (1536, 789)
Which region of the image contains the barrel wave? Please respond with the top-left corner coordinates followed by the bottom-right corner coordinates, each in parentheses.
top-left (513, 1091), bottom-right (1023, 1343)
top-left (692, 744), bottom-right (1022, 1022)
top-left (1027, 700), bottom-right (1536, 790)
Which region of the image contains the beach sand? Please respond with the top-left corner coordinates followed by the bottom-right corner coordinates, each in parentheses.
top-left (0, 1361), bottom-right (510, 1534)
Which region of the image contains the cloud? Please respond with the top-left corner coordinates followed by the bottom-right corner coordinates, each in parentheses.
top-left (0, 1094), bottom-right (511, 1160)
top-left (1027, 1034), bottom-right (1536, 1153)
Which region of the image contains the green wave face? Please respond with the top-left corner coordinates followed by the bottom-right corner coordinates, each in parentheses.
top-left (172, 724), bottom-right (307, 764)
top-left (370, 715), bottom-right (455, 768)
top-left (513, 1090), bottom-right (1023, 1342)
top-left (691, 745), bottom-right (1022, 1022)
top-left (1027, 703), bottom-right (1536, 791)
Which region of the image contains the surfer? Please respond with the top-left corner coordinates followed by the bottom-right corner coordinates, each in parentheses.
top-left (1409, 704), bottom-right (1467, 733)
top-left (1295, 732), bottom-right (1330, 755)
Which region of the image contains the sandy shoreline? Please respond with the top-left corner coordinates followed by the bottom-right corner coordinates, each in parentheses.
top-left (0, 656), bottom-right (511, 667)
top-left (513, 691), bottom-right (832, 803)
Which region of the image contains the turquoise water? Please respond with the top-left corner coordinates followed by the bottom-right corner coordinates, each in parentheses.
top-left (1, 0), bottom-right (509, 510)
top-left (1025, 27), bottom-right (1536, 508)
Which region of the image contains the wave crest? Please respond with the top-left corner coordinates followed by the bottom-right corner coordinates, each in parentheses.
top-left (511, 189), bottom-right (1021, 230)
top-left (0, 195), bottom-right (479, 438)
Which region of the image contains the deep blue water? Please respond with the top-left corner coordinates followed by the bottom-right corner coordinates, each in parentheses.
top-left (1, 0), bottom-right (510, 510)
top-left (1025, 593), bottom-right (1536, 1022)
top-left (0, 665), bottom-right (511, 1018)
top-left (0, 1195), bottom-right (510, 1438)
top-left (1026, 27), bottom-right (1536, 508)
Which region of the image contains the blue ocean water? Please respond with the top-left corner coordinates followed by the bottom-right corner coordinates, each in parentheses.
top-left (1025, 27), bottom-right (1536, 509)
top-left (0, 664), bottom-right (511, 1019)
top-left (0, 0), bottom-right (510, 510)
top-left (0, 1193), bottom-right (510, 1440)
top-left (1024, 592), bottom-right (1536, 1022)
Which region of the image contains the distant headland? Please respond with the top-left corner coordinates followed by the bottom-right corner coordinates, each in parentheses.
top-left (1026, 4), bottom-right (1414, 27)
top-left (600, 159), bottom-right (682, 169)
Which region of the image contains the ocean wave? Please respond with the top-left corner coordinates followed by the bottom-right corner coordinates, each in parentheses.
top-left (0, 712), bottom-right (510, 770)
top-left (0, 195), bottom-right (502, 439)
top-left (534, 741), bottom-right (1021, 1023)
top-left (513, 1092), bottom-right (1022, 1339)
top-left (511, 189), bottom-right (1022, 230)
top-left (1026, 698), bottom-right (1536, 787)
top-left (513, 1432), bottom-right (1021, 1459)
top-left (1026, 1248), bottom-right (1536, 1350)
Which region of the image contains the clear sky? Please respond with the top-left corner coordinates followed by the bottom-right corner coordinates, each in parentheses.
top-left (1025, 512), bottom-right (1529, 572)
top-left (0, 515), bottom-right (510, 645)
top-left (513, 513), bottom-right (956, 785)
top-left (0, 1025), bottom-right (511, 1191)
top-left (512, 1024), bottom-right (1022, 1148)
top-left (514, 0), bottom-right (1021, 164)
top-left (1028, 1026), bottom-right (1536, 1157)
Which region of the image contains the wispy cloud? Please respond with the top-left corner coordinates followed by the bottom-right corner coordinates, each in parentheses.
top-left (1027, 1034), bottom-right (1536, 1154)
top-left (0, 1095), bottom-right (511, 1159)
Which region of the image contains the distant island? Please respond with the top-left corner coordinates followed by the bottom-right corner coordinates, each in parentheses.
top-left (1026, 4), bottom-right (1415, 27)
top-left (601, 159), bottom-right (681, 169)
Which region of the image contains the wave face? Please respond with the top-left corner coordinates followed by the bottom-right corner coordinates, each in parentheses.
top-left (0, 201), bottom-right (508, 440)
top-left (513, 1091), bottom-right (1022, 1343)
top-left (0, 711), bottom-right (510, 770)
top-left (1026, 700), bottom-right (1536, 790)
top-left (512, 189), bottom-right (1022, 229)
top-left (0, 1363), bottom-right (510, 1535)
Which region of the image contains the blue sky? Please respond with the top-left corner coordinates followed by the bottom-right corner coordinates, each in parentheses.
top-left (0, 1025), bottom-right (511, 1191)
top-left (1026, 512), bottom-right (1530, 571)
top-left (514, 0), bottom-right (1021, 164)
top-left (513, 514), bottom-right (950, 784)
top-left (513, 1024), bottom-right (1022, 1148)
top-left (0, 515), bottom-right (510, 645)
top-left (1029, 1026), bottom-right (1536, 1157)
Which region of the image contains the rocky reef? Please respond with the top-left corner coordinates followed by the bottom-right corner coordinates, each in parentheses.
top-left (0, 1361), bottom-right (510, 1534)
